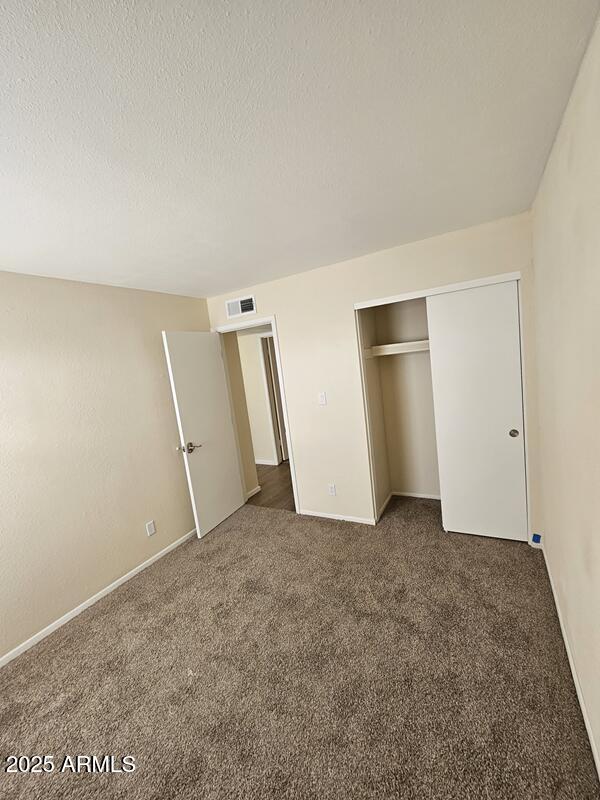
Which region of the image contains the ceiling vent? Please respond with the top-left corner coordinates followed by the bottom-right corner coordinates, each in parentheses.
top-left (225, 295), bottom-right (256, 319)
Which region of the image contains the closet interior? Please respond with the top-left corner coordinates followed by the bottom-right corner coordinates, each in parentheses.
top-left (357, 297), bottom-right (440, 520)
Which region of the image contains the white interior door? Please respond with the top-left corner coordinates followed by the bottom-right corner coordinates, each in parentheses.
top-left (426, 281), bottom-right (527, 541)
top-left (163, 331), bottom-right (245, 538)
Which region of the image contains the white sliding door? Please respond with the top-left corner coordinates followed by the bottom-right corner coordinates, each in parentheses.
top-left (427, 281), bottom-right (527, 541)
top-left (163, 331), bottom-right (245, 538)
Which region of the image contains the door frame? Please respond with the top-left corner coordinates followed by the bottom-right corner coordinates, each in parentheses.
top-left (215, 315), bottom-right (300, 513)
top-left (258, 332), bottom-right (288, 464)
top-left (261, 333), bottom-right (289, 462)
top-left (354, 271), bottom-right (532, 542)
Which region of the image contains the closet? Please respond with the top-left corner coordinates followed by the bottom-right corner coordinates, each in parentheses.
top-left (357, 278), bottom-right (528, 542)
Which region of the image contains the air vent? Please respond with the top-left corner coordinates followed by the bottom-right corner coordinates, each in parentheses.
top-left (225, 295), bottom-right (256, 319)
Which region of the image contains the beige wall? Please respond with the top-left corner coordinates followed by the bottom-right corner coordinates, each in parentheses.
top-left (375, 300), bottom-right (440, 499)
top-left (532, 17), bottom-right (600, 765)
top-left (0, 271), bottom-right (208, 659)
top-left (208, 213), bottom-right (534, 523)
top-left (379, 350), bottom-right (440, 498)
top-left (237, 329), bottom-right (279, 465)
top-left (221, 332), bottom-right (259, 496)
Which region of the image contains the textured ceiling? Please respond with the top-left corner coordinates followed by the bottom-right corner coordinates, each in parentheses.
top-left (1, 1), bottom-right (598, 297)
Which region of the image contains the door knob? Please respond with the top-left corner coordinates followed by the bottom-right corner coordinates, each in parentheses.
top-left (176, 442), bottom-right (202, 454)
top-left (509, 429), bottom-right (519, 438)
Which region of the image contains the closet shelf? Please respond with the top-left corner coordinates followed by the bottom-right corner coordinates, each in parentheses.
top-left (365, 339), bottom-right (430, 358)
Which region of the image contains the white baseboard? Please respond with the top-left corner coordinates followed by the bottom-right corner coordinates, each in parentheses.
top-left (255, 459), bottom-right (280, 466)
top-left (299, 508), bottom-right (376, 526)
top-left (245, 485), bottom-right (261, 499)
top-left (0, 528), bottom-right (197, 670)
top-left (393, 491), bottom-right (441, 500)
top-left (543, 547), bottom-right (599, 777)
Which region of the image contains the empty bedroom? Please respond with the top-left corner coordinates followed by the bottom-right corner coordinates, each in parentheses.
top-left (1, 2), bottom-right (599, 798)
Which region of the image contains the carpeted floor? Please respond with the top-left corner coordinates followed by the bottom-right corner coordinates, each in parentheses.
top-left (1, 498), bottom-right (598, 799)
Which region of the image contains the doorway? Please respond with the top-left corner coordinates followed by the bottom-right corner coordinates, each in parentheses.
top-left (218, 317), bottom-right (298, 513)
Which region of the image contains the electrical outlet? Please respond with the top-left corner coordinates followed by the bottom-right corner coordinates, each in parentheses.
top-left (328, 483), bottom-right (336, 496)
top-left (318, 391), bottom-right (327, 406)
top-left (146, 520), bottom-right (156, 537)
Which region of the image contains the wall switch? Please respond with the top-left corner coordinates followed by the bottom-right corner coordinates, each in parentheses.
top-left (328, 483), bottom-right (336, 496)
top-left (146, 520), bottom-right (156, 537)
top-left (318, 391), bottom-right (327, 406)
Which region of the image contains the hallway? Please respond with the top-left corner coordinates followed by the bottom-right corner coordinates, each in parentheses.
top-left (246, 462), bottom-right (295, 512)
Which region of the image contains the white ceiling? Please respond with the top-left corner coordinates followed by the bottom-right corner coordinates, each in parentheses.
top-left (1, 1), bottom-right (598, 298)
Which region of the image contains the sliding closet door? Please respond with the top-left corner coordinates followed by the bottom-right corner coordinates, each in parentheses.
top-left (427, 281), bottom-right (527, 541)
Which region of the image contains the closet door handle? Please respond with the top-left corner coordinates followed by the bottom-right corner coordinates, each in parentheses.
top-left (509, 429), bottom-right (519, 438)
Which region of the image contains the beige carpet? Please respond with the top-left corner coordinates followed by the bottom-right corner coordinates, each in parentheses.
top-left (1, 498), bottom-right (598, 799)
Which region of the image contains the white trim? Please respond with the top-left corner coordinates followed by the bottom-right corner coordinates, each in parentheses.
top-left (255, 458), bottom-right (279, 466)
top-left (245, 485), bottom-right (261, 499)
top-left (214, 315), bottom-right (274, 334)
top-left (215, 314), bottom-right (300, 513)
top-left (299, 508), bottom-right (376, 525)
top-left (543, 548), bottom-right (600, 777)
top-left (354, 272), bottom-right (522, 310)
top-left (517, 279), bottom-right (533, 544)
top-left (393, 491), bottom-right (441, 500)
top-left (0, 528), bottom-right (197, 670)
